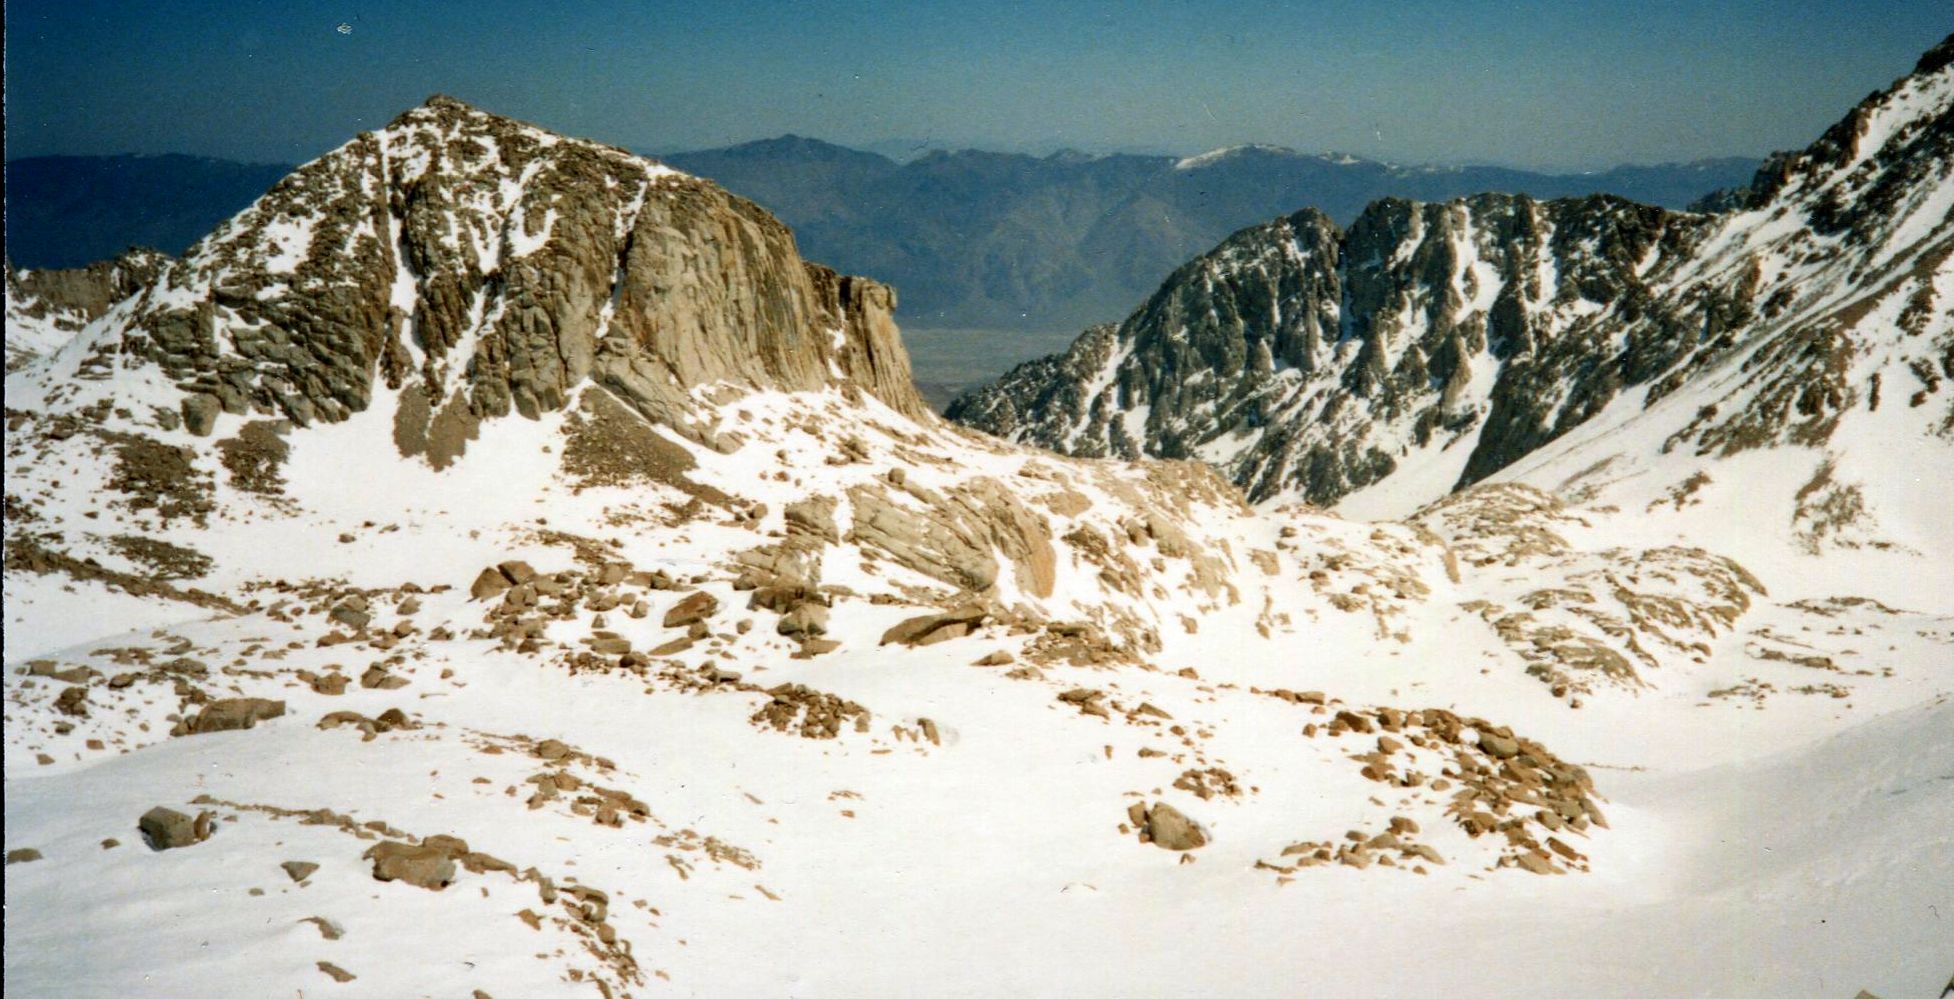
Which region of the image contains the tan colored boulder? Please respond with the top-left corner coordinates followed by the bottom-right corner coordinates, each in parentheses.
top-left (880, 606), bottom-right (987, 647)
top-left (1479, 729), bottom-right (1520, 758)
top-left (662, 591), bottom-right (719, 628)
top-left (1144, 802), bottom-right (1207, 851)
top-left (777, 602), bottom-right (830, 637)
top-left (364, 840), bottom-right (456, 890)
top-left (180, 698), bottom-right (285, 735)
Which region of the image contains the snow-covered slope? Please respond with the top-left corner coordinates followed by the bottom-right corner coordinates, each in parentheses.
top-left (4, 79), bottom-right (1952, 999)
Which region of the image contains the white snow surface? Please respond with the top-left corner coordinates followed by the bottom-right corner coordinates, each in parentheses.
top-left (4, 366), bottom-right (1950, 997)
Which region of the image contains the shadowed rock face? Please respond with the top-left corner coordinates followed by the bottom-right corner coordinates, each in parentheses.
top-left (950, 37), bottom-right (1954, 508)
top-left (100, 96), bottom-right (926, 448)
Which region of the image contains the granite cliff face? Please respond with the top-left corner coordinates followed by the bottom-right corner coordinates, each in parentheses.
top-left (951, 37), bottom-right (1954, 510)
top-left (58, 96), bottom-right (924, 444)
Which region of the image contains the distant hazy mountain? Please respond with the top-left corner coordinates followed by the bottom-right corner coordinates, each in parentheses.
top-left (665, 140), bottom-right (1760, 330)
top-left (4, 145), bottom-right (1756, 332)
top-left (4, 154), bottom-right (295, 269)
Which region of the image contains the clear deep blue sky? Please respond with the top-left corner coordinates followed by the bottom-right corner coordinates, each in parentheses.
top-left (4, 0), bottom-right (1948, 170)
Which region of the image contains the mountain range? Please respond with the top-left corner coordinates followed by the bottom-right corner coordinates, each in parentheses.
top-left (3, 37), bottom-right (1950, 999)
top-left (651, 142), bottom-right (1764, 333)
top-left (7, 143), bottom-right (1758, 338)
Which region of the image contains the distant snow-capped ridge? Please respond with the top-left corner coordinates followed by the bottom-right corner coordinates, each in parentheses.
top-left (1173, 144), bottom-right (1374, 170)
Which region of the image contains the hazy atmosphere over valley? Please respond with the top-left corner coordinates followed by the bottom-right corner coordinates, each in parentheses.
top-left (5, 4), bottom-right (1952, 997)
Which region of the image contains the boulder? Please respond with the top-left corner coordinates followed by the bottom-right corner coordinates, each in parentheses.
top-left (54, 686), bottom-right (88, 716)
top-left (281, 860), bottom-right (319, 882)
top-left (470, 567), bottom-right (511, 600)
top-left (1144, 802), bottom-right (1207, 851)
top-left (180, 394), bottom-right (220, 437)
top-left (1478, 730), bottom-right (1520, 759)
top-left (139, 806), bottom-right (212, 850)
top-left (777, 602), bottom-right (830, 637)
top-left (662, 591), bottom-right (719, 628)
top-left (360, 665), bottom-right (408, 690)
top-left (363, 840), bottom-right (456, 890)
top-left (879, 606), bottom-right (987, 647)
top-left (181, 698), bottom-right (286, 735)
top-left (6, 848), bottom-right (44, 864)
top-left (497, 561), bottom-right (538, 585)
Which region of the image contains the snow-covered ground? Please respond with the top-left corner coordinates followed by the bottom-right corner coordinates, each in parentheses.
top-left (4, 371), bottom-right (1949, 997)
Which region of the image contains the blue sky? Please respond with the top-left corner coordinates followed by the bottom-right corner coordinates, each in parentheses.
top-left (3, 1), bottom-right (1947, 170)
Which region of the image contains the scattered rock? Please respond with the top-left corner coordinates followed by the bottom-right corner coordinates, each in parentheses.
top-left (316, 961), bottom-right (356, 983)
top-left (750, 684), bottom-right (871, 739)
top-left (282, 860), bottom-right (320, 882)
top-left (299, 916), bottom-right (344, 940)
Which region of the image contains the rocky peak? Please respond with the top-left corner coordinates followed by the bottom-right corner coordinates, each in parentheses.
top-left (27, 96), bottom-right (925, 448)
top-left (951, 36), bottom-right (1954, 512)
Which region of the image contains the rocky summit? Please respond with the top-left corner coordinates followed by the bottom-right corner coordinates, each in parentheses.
top-left (4, 46), bottom-right (1953, 999)
top-left (26, 95), bottom-right (924, 445)
top-left (949, 39), bottom-right (1954, 517)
